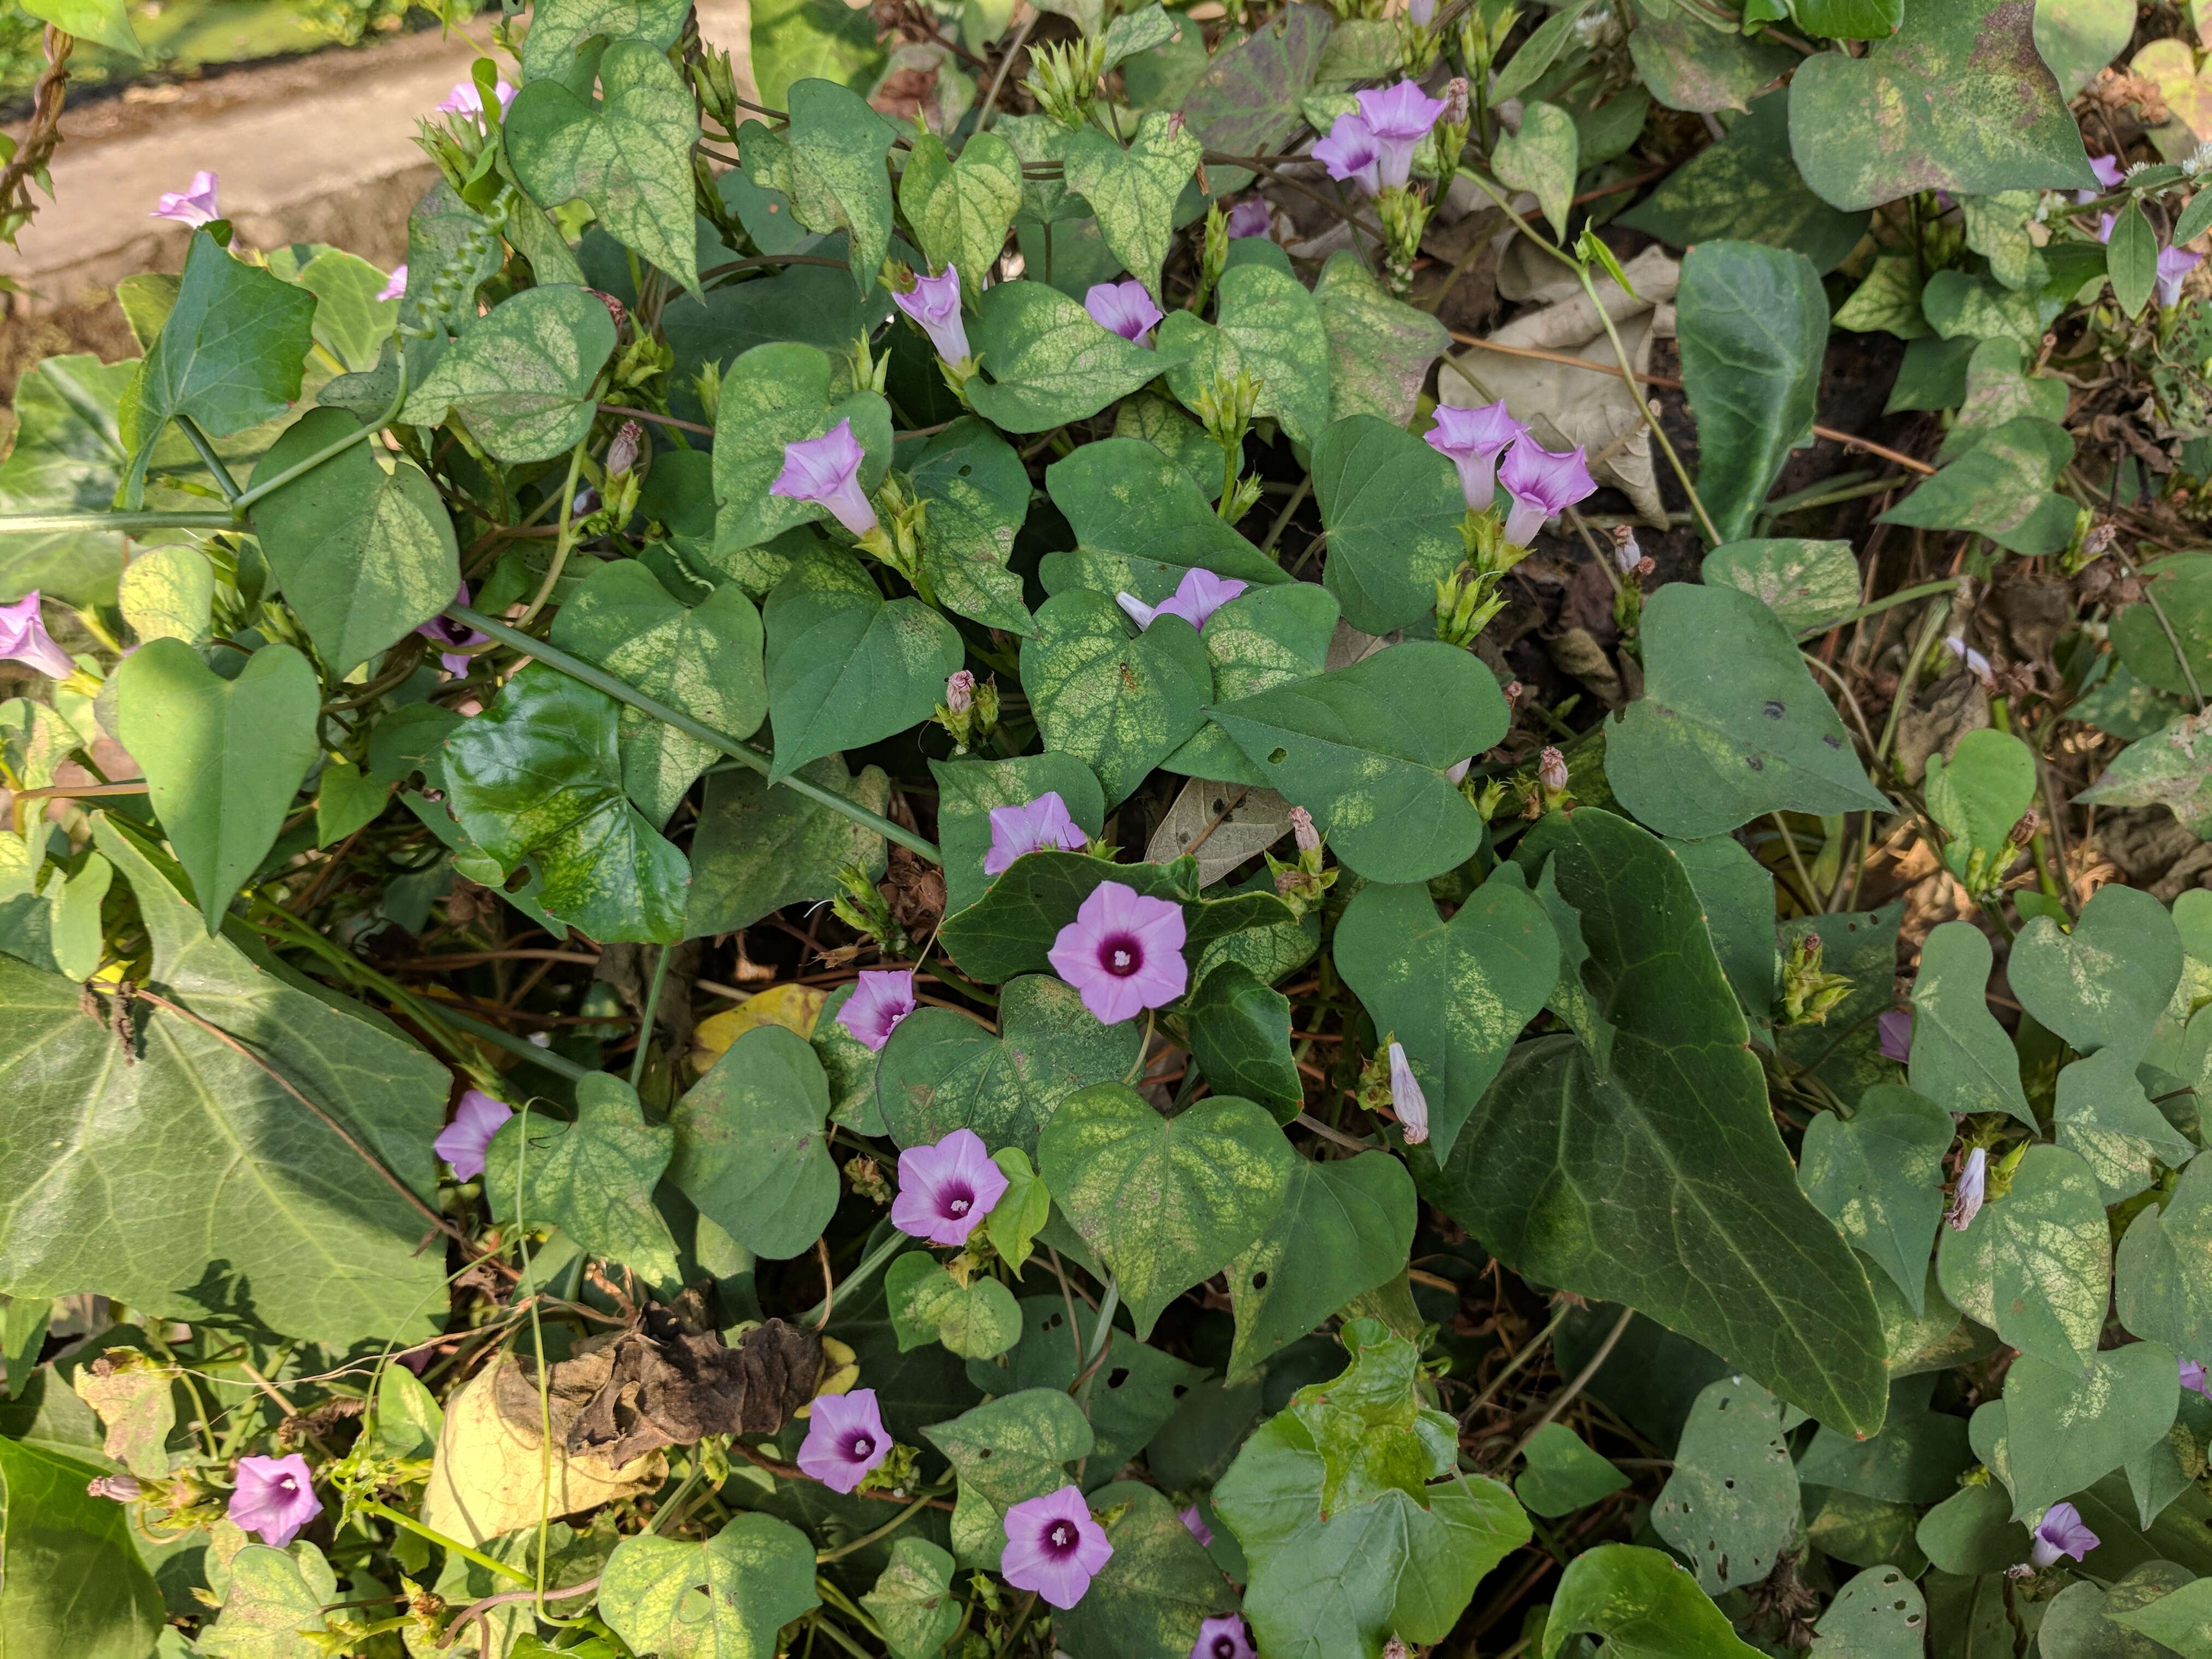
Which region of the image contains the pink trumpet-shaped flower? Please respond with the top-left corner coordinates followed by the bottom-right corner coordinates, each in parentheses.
top-left (1425, 401), bottom-right (1529, 511)
top-left (1314, 111), bottom-right (1381, 198)
top-left (1048, 879), bottom-right (1189, 1025)
top-left (1409, 0), bottom-right (1438, 23)
top-left (895, 265), bottom-right (972, 365)
top-left (797, 1387), bottom-right (892, 1493)
top-left (838, 970), bottom-right (916, 1052)
top-left (985, 791), bottom-right (1088, 876)
top-left (228, 1454), bottom-right (323, 1547)
top-left (1878, 1008), bottom-right (1912, 1063)
top-left (2076, 152), bottom-right (2126, 203)
top-left (891, 1127), bottom-right (1009, 1247)
top-left (1116, 568), bottom-right (1246, 632)
top-left (1225, 198), bottom-right (1272, 239)
top-left (1355, 80), bottom-right (1447, 191)
top-left (434, 1089), bottom-right (513, 1181)
top-left (771, 419), bottom-right (878, 538)
top-left (1001, 1485), bottom-right (1114, 1609)
top-left (152, 170), bottom-right (220, 226)
top-left (1387, 1040), bottom-right (1430, 1145)
top-left (2029, 1501), bottom-right (2099, 1570)
top-left (1085, 280), bottom-right (1164, 343)
top-left (1498, 437), bottom-right (1595, 545)
top-left (1191, 1615), bottom-right (1257, 1659)
top-left (378, 264), bottom-right (408, 302)
top-left (2157, 244), bottom-right (2203, 308)
top-left (2182, 1357), bottom-right (2211, 1399)
top-left (437, 77), bottom-right (517, 119)
top-left (0, 593), bottom-right (76, 680)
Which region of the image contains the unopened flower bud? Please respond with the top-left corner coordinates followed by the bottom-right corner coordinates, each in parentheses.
top-left (946, 669), bottom-right (975, 715)
top-left (2007, 809), bottom-right (2042, 849)
top-left (1609, 524), bottom-right (1639, 574)
top-left (1440, 78), bottom-right (1468, 126)
top-left (1538, 747), bottom-right (1569, 792)
top-left (1290, 804), bottom-right (1320, 853)
top-left (87, 1474), bottom-right (142, 1502)
top-left (605, 419), bottom-right (643, 477)
top-left (1635, 556), bottom-right (1656, 579)
top-left (2081, 520), bottom-right (2118, 561)
top-left (589, 289), bottom-right (628, 333)
top-left (1504, 680), bottom-right (1522, 707)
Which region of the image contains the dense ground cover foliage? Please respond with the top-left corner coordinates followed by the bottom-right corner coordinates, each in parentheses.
top-left (3, 0), bottom-right (2212, 1652)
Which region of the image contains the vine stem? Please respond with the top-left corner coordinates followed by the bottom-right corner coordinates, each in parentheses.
top-left (357, 1499), bottom-right (533, 1587)
top-left (1496, 1303), bottom-right (1635, 1469)
top-left (446, 605), bottom-right (944, 865)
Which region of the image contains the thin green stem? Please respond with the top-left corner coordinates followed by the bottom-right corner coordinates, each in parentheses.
top-left (448, 605), bottom-right (944, 864)
top-left (1576, 264), bottom-right (1721, 547)
top-left (630, 944), bottom-right (673, 1087)
top-left (1795, 576), bottom-right (1962, 641)
top-left (357, 1499), bottom-right (532, 1586)
top-left (0, 509), bottom-right (239, 533)
top-left (231, 361), bottom-right (411, 513)
top-left (1873, 598), bottom-right (1952, 768)
top-left (804, 1229), bottom-right (908, 1327)
top-left (815, 1486), bottom-right (948, 1563)
top-left (175, 415), bottom-right (243, 502)
top-left (515, 440), bottom-right (589, 630)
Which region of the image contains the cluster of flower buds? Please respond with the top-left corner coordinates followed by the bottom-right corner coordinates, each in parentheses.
top-left (688, 42), bottom-right (744, 140)
top-left (831, 861), bottom-right (909, 958)
top-left (1376, 184), bottom-right (1433, 297)
top-left (1195, 367), bottom-right (1267, 523)
top-left (845, 1154), bottom-right (893, 1205)
top-left (1401, 0), bottom-right (1443, 73)
top-left (1777, 934), bottom-right (1855, 1026)
top-left (861, 472), bottom-right (932, 589)
top-left (1191, 202), bottom-right (1232, 316)
top-left (1264, 805), bottom-right (1338, 916)
top-left (1434, 510), bottom-right (1530, 648)
top-left (415, 66), bottom-right (514, 212)
top-left (1026, 37), bottom-right (1107, 127)
top-left (1458, 4), bottom-right (1517, 87)
top-left (1610, 524), bottom-right (1658, 637)
top-left (935, 668), bottom-right (1001, 754)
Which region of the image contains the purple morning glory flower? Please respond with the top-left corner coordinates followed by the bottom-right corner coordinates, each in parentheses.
top-left (152, 170), bottom-right (220, 226)
top-left (1085, 280), bottom-right (1164, 343)
top-left (1498, 437), bottom-right (1596, 545)
top-left (797, 1387), bottom-right (892, 1493)
top-left (2029, 1501), bottom-right (2100, 1570)
top-left (985, 791), bottom-right (1089, 876)
top-left (1001, 1484), bottom-right (1114, 1610)
top-left (1945, 1146), bottom-right (1987, 1232)
top-left (771, 419), bottom-right (878, 538)
top-left (1179, 1504), bottom-right (1213, 1546)
top-left (1225, 198), bottom-right (1272, 239)
top-left (838, 970), bottom-right (916, 1052)
top-left (0, 592), bottom-right (75, 680)
top-left (1191, 1615), bottom-right (1256, 1659)
top-left (2157, 245), bottom-right (2203, 308)
top-left (437, 77), bottom-right (517, 120)
top-left (1877, 1008), bottom-right (1912, 1063)
top-left (434, 1089), bottom-right (513, 1182)
top-left (1425, 401), bottom-right (1529, 511)
top-left (1047, 879), bottom-right (1189, 1025)
top-left (2076, 153), bottom-right (2126, 203)
top-left (1117, 568), bottom-right (1248, 632)
top-left (378, 264), bottom-right (407, 302)
top-left (895, 265), bottom-right (972, 366)
top-left (1388, 1040), bottom-right (1429, 1145)
top-left (228, 1453), bottom-right (323, 1547)
top-left (1355, 80), bottom-right (1448, 192)
top-left (417, 581), bottom-right (488, 676)
top-left (1314, 111), bottom-right (1381, 198)
top-left (2183, 1358), bottom-right (2211, 1399)
top-left (891, 1127), bottom-right (1009, 1247)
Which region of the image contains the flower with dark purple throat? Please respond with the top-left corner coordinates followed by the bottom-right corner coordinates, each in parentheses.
top-left (2183, 1357), bottom-right (2212, 1399)
top-left (417, 583), bottom-right (490, 676)
top-left (152, 171), bottom-right (220, 226)
top-left (0, 593), bottom-right (76, 680)
top-left (1179, 1504), bottom-right (1214, 1547)
top-left (228, 1453), bottom-right (323, 1547)
top-left (1314, 112), bottom-right (1382, 197)
top-left (1225, 198), bottom-right (1272, 239)
top-left (1048, 879), bottom-right (1189, 1025)
top-left (1388, 1040), bottom-right (1430, 1145)
top-left (2077, 152), bottom-right (2126, 203)
top-left (1085, 280), bottom-right (1165, 343)
top-left (1355, 80), bottom-right (1448, 191)
top-left (1116, 568), bottom-right (1248, 632)
top-left (1191, 1615), bottom-right (1256, 1659)
top-left (797, 1387), bottom-right (892, 1493)
top-left (378, 264), bottom-right (408, 302)
top-left (895, 264), bottom-right (973, 366)
top-left (985, 792), bottom-right (1089, 875)
top-left (891, 1127), bottom-right (1009, 1246)
top-left (434, 1089), bottom-right (514, 1182)
top-left (770, 419), bottom-right (878, 538)
top-left (838, 970), bottom-right (916, 1052)
top-left (1498, 438), bottom-right (1596, 545)
top-left (2157, 244), bottom-right (2203, 308)
top-left (1424, 401), bottom-right (1528, 511)
top-left (2028, 1502), bottom-right (2099, 1570)
top-left (1877, 1008), bottom-right (1912, 1063)
top-left (1001, 1485), bottom-right (1114, 1609)
top-left (1945, 1146), bottom-right (1987, 1232)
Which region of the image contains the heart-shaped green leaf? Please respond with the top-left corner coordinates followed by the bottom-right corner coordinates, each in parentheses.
top-left (486, 1073), bottom-right (682, 1294)
top-left (904, 417), bottom-right (1034, 634)
top-left (1493, 101), bottom-right (1580, 237)
top-left (668, 1023), bottom-right (838, 1260)
top-left (1040, 436), bottom-right (1292, 603)
top-left (861, 1539), bottom-right (962, 1659)
top-left (2078, 713), bottom-right (2212, 837)
top-left (598, 1513), bottom-right (819, 1659)
top-left (1878, 416), bottom-right (2077, 555)
top-left (1209, 641), bottom-right (1503, 884)
top-left (2119, 1154), bottom-right (2212, 1358)
top-left (399, 284), bottom-right (617, 463)
top-left (738, 78), bottom-right (897, 290)
top-left (762, 548), bottom-right (966, 783)
top-left (1224, 1150), bottom-right (1415, 1376)
top-left (1925, 727), bottom-right (2037, 890)
top-left (1542, 1545), bottom-right (1760, 1659)
top-left (1605, 581), bottom-right (1890, 838)
top-left (1311, 414), bottom-right (1468, 634)
top-left (1314, 250), bottom-right (1448, 428)
top-left (1038, 1083), bottom-right (1298, 1338)
top-left (518, 0), bottom-right (690, 80)
top-left (686, 755), bottom-right (889, 937)
top-left (710, 341), bottom-right (893, 553)
top-left (1908, 920), bottom-right (2037, 1128)
top-left (899, 131), bottom-right (1023, 289)
top-left (2003, 1345), bottom-right (2180, 1518)
top-left (1517, 1425), bottom-right (1632, 1519)
top-left (966, 280), bottom-right (1193, 434)
top-left (1184, 960), bottom-right (1303, 1122)
top-left (1786, 0), bottom-right (2098, 210)
top-left (113, 639), bottom-right (320, 934)
top-left (922, 1389), bottom-right (1096, 1568)
top-left (2055, 1046), bottom-right (2197, 1204)
top-left (964, 1297), bottom-right (1205, 1479)
top-left (1654, 1376), bottom-right (1800, 1597)
top-left (1798, 1085), bottom-right (1952, 1312)
top-left (887, 1254), bottom-right (1023, 1358)
top-left (1163, 581), bottom-right (1338, 785)
top-left (2011, 884), bottom-right (2185, 1067)
top-left (550, 558), bottom-right (766, 826)
top-left (1061, 111), bottom-right (1202, 302)
top-left (506, 41), bottom-right (702, 295)
top-left (248, 407), bottom-right (460, 676)
top-left (1021, 589), bottom-right (1213, 808)
top-left (1701, 538), bottom-right (1861, 634)
top-left (1053, 1480), bottom-right (1240, 1657)
top-left (1336, 870), bottom-right (1560, 1158)
top-left (1158, 261), bottom-right (1332, 450)
top-left (1938, 1143), bottom-right (2109, 1373)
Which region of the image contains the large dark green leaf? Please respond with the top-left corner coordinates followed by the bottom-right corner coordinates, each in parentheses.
top-left (966, 280), bottom-right (1192, 433)
top-left (1798, 1085), bottom-right (1952, 1312)
top-left (0, 1438), bottom-right (165, 1659)
top-left (1184, 960), bottom-right (1303, 1120)
top-left (1158, 261), bottom-right (1332, 449)
top-left (1314, 250), bottom-right (1447, 428)
top-left (1786, 0), bottom-right (2098, 210)
top-left (1039, 436), bottom-right (1291, 603)
top-left (1225, 1151), bottom-right (1416, 1378)
top-left (669, 1023), bottom-right (838, 1260)
top-left (1876, 416), bottom-right (2076, 555)
top-left (963, 1296), bottom-right (1207, 1479)
top-left (1020, 589), bottom-right (1213, 808)
top-left (685, 756), bottom-right (888, 937)
top-left (1541, 1545), bottom-right (1758, 1657)
top-left (0, 826), bottom-right (448, 1346)
top-left (442, 664), bottom-right (691, 943)
top-left (1311, 414), bottom-right (1467, 634)
top-left (0, 354), bottom-right (141, 605)
top-left (1420, 809), bottom-right (1887, 1433)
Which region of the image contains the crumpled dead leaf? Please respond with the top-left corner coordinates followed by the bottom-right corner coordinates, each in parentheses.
top-left (1894, 672), bottom-right (1991, 786)
top-left (1438, 242), bottom-right (1681, 527)
top-left (1147, 782), bottom-right (1296, 886)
